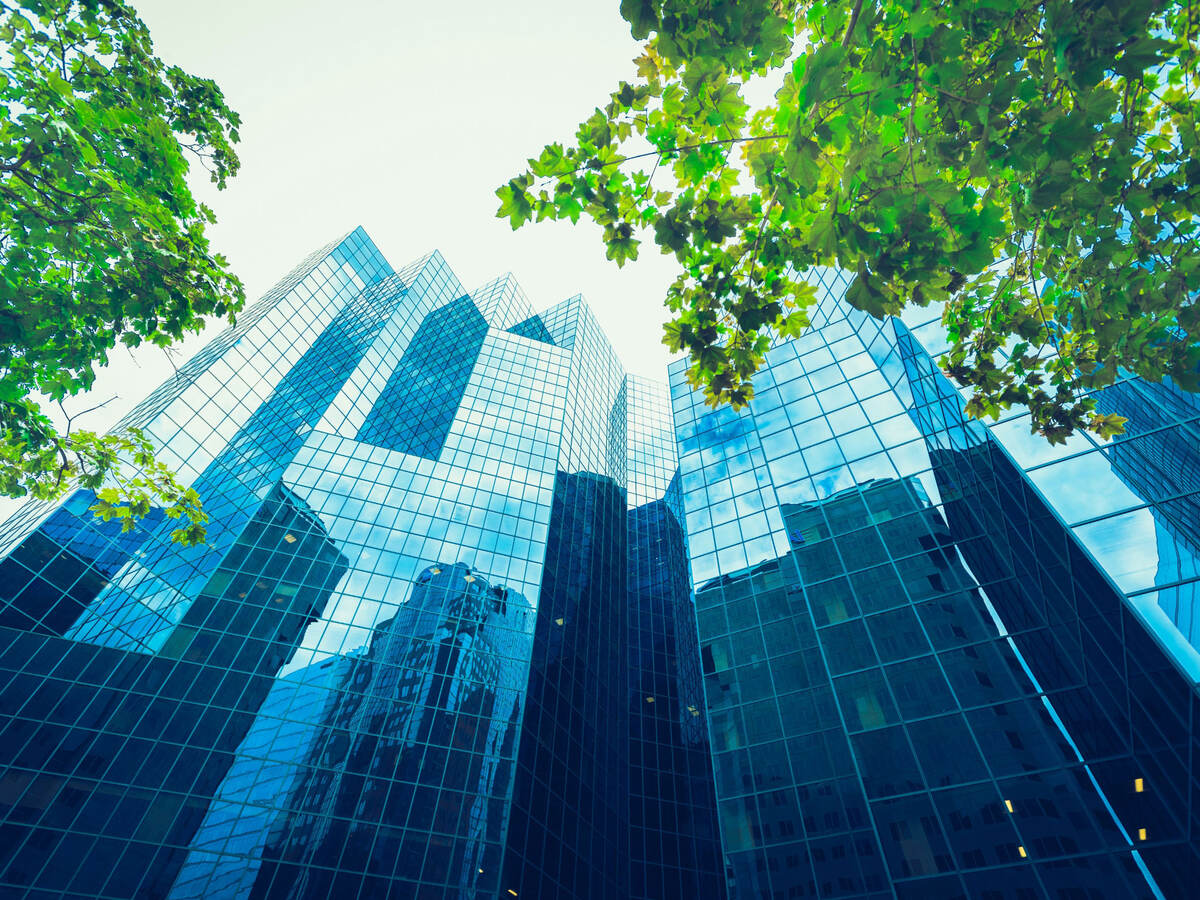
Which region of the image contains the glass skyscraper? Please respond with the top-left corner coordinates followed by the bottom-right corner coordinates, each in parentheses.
top-left (669, 268), bottom-right (1200, 898)
top-left (0, 229), bottom-right (723, 899)
top-left (2, 230), bottom-right (1198, 899)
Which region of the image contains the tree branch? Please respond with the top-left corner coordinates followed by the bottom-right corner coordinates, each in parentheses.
top-left (542, 133), bottom-right (787, 180)
top-left (842, 0), bottom-right (865, 48)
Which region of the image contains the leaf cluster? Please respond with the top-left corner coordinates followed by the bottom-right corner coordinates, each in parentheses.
top-left (499, 0), bottom-right (1200, 443)
top-left (0, 0), bottom-right (243, 542)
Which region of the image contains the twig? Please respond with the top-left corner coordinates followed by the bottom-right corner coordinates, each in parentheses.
top-left (58, 396), bottom-right (117, 437)
top-left (542, 134), bottom-right (786, 181)
top-left (842, 0), bottom-right (865, 48)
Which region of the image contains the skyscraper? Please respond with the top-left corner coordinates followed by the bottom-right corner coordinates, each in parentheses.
top-left (669, 267), bottom-right (1200, 898)
top-left (3, 230), bottom-right (1198, 899)
top-left (0, 229), bottom-right (724, 899)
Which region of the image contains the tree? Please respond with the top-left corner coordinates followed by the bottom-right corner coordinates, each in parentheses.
top-left (498, 0), bottom-right (1200, 443)
top-left (1, 0), bottom-right (244, 543)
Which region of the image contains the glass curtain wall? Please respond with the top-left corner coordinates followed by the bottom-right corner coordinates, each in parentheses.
top-left (670, 267), bottom-right (1195, 898)
top-left (0, 231), bottom-right (725, 900)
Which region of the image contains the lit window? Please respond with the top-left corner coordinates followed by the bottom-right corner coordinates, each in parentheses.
top-left (1017, 846), bottom-right (1027, 858)
top-left (282, 533), bottom-right (297, 544)
top-left (1138, 828), bottom-right (1147, 841)
top-left (555, 617), bottom-right (564, 626)
top-left (1004, 799), bottom-right (1014, 813)
top-left (645, 696), bottom-right (655, 703)
top-left (1134, 778), bottom-right (1144, 793)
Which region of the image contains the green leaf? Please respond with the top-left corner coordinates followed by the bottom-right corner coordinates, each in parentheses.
top-left (496, 179), bottom-right (534, 228)
top-left (620, 0), bottom-right (658, 40)
top-left (529, 142), bottom-right (567, 177)
top-left (1090, 412), bottom-right (1128, 440)
top-left (606, 233), bottom-right (641, 267)
top-left (808, 209), bottom-right (837, 258)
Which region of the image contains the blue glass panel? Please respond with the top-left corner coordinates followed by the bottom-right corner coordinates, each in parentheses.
top-left (357, 295), bottom-right (489, 457)
top-left (507, 313), bottom-right (557, 347)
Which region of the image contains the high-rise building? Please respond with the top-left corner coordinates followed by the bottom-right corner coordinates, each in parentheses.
top-left (0, 229), bottom-right (724, 900)
top-left (669, 267), bottom-right (1200, 898)
top-left (3, 230), bottom-right (1198, 899)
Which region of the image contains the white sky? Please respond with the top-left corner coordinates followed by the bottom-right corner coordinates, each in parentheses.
top-left (67, 0), bottom-right (684, 430)
top-left (1, 0), bottom-right (695, 522)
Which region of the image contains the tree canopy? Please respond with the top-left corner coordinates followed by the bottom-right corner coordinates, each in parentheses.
top-left (499, 0), bottom-right (1200, 443)
top-left (1, 0), bottom-right (244, 543)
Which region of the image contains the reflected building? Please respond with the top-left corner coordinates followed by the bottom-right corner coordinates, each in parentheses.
top-left (167, 651), bottom-right (361, 900)
top-left (693, 475), bottom-right (1151, 898)
top-left (0, 480), bottom-right (349, 897)
top-left (670, 269), bottom-right (1200, 898)
top-left (248, 563), bottom-right (531, 899)
top-left (9, 227), bottom-right (1193, 900)
top-left (1091, 378), bottom-right (1200, 647)
top-left (0, 229), bottom-right (724, 899)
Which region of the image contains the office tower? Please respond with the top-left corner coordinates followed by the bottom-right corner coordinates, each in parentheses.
top-left (669, 269), bottom-right (1200, 898)
top-left (624, 378), bottom-right (726, 898)
top-left (0, 229), bottom-right (724, 900)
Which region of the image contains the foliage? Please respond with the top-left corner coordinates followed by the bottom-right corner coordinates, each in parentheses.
top-left (499, 0), bottom-right (1200, 442)
top-left (0, 0), bottom-right (244, 542)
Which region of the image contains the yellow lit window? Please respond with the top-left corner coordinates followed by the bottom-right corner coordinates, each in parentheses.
top-left (1138, 828), bottom-right (1147, 841)
top-left (1134, 778), bottom-right (1144, 793)
top-left (282, 533), bottom-right (297, 543)
top-left (1004, 799), bottom-right (1014, 813)
top-left (1017, 846), bottom-right (1027, 858)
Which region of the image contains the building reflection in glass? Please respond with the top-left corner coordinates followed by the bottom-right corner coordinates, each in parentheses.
top-left (0, 482), bottom-right (348, 897)
top-left (165, 651), bottom-right (360, 899)
top-left (888, 315), bottom-right (1200, 894)
top-left (1093, 377), bottom-right (1200, 648)
top-left (0, 489), bottom-right (165, 636)
top-left (668, 260), bottom-right (1200, 895)
top-left (694, 475), bottom-right (1158, 899)
top-left (201, 562), bottom-right (532, 900)
top-left (0, 229), bottom-right (728, 900)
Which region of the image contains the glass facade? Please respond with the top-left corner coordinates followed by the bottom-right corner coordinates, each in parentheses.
top-left (0, 229), bottom-right (724, 899)
top-left (670, 268), bottom-right (1200, 898)
top-left (4, 226), bottom-right (1198, 899)
top-left (625, 378), bottom-right (725, 899)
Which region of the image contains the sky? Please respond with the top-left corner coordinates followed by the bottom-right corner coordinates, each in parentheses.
top-left (58, 0), bottom-right (685, 435)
